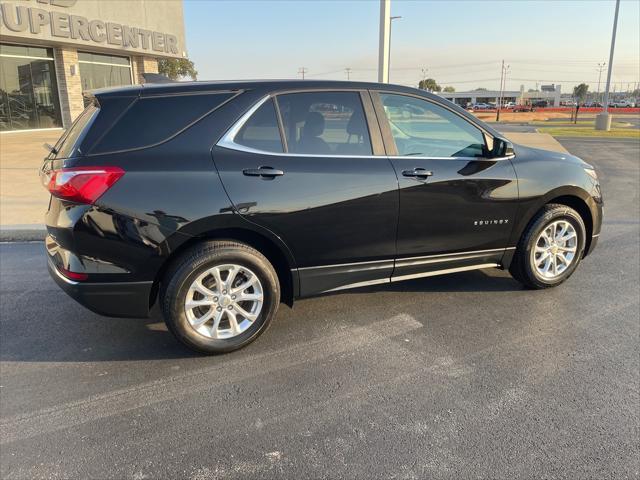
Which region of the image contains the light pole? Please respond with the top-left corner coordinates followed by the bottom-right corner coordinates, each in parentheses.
top-left (378, 0), bottom-right (391, 83)
top-left (389, 15), bottom-right (402, 83)
top-left (596, 62), bottom-right (606, 103)
top-left (596, 0), bottom-right (620, 130)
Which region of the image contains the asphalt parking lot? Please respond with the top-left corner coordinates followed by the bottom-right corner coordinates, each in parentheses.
top-left (1, 138), bottom-right (638, 479)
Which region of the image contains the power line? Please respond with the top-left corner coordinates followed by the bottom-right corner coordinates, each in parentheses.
top-left (298, 67), bottom-right (308, 80)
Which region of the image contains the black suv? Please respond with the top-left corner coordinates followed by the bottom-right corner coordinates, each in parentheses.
top-left (42, 80), bottom-right (603, 354)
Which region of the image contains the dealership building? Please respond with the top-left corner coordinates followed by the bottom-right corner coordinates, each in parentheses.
top-left (438, 84), bottom-right (563, 108)
top-left (0, 0), bottom-right (186, 132)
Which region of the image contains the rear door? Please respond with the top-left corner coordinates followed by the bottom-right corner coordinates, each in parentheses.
top-left (212, 90), bottom-right (399, 296)
top-left (371, 91), bottom-right (519, 281)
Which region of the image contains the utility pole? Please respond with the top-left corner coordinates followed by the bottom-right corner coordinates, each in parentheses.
top-left (298, 67), bottom-right (308, 80)
top-left (596, 0), bottom-right (620, 130)
top-left (496, 61), bottom-right (510, 122)
top-left (596, 62), bottom-right (606, 103)
top-left (345, 68), bottom-right (352, 81)
top-left (420, 68), bottom-right (428, 89)
top-left (496, 60), bottom-right (505, 121)
top-left (378, 0), bottom-right (391, 83)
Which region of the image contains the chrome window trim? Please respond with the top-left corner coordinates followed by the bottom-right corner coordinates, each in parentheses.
top-left (217, 94), bottom-right (512, 161)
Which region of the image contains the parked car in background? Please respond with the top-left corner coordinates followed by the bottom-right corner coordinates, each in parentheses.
top-left (472, 103), bottom-right (493, 110)
top-left (583, 101), bottom-right (602, 108)
top-left (610, 99), bottom-right (636, 108)
top-left (531, 100), bottom-right (549, 108)
top-left (513, 104), bottom-right (535, 112)
top-left (41, 80), bottom-right (603, 354)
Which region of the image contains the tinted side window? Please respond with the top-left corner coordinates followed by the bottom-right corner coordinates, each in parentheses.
top-left (91, 92), bottom-right (234, 154)
top-left (52, 104), bottom-right (98, 159)
top-left (234, 98), bottom-right (283, 153)
top-left (276, 91), bottom-right (372, 155)
top-left (379, 93), bottom-right (486, 158)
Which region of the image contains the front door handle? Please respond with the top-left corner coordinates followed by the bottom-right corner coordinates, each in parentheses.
top-left (402, 168), bottom-right (433, 179)
top-left (242, 166), bottom-right (284, 178)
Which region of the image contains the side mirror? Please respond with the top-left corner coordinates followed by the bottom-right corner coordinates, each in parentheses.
top-left (494, 137), bottom-right (515, 158)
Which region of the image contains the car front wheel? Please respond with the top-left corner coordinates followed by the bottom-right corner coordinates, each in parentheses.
top-left (510, 204), bottom-right (586, 289)
top-left (161, 240), bottom-right (280, 354)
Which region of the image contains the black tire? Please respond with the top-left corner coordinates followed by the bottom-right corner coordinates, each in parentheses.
top-left (160, 240), bottom-right (280, 354)
top-left (509, 204), bottom-right (586, 289)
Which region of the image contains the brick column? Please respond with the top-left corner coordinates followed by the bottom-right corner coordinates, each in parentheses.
top-left (132, 56), bottom-right (159, 84)
top-left (53, 47), bottom-right (84, 127)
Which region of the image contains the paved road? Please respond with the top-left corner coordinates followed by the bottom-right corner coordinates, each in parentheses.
top-left (1, 139), bottom-right (638, 479)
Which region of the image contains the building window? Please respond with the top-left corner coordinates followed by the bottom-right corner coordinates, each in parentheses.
top-left (0, 43), bottom-right (62, 131)
top-left (78, 52), bottom-right (132, 103)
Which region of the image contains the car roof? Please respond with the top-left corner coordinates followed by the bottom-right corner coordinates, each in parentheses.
top-left (89, 79), bottom-right (439, 99)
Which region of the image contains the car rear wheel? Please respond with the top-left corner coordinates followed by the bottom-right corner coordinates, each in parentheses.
top-left (509, 204), bottom-right (586, 289)
top-left (161, 240), bottom-right (280, 354)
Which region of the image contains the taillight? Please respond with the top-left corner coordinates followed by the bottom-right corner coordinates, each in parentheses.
top-left (45, 166), bottom-right (124, 204)
top-left (58, 267), bottom-right (88, 282)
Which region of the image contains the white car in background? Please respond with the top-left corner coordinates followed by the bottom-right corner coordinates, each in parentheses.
top-left (611, 100), bottom-right (636, 108)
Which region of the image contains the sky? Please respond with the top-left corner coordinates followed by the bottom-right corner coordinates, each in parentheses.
top-left (183, 0), bottom-right (640, 94)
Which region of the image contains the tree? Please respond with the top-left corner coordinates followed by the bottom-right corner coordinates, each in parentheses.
top-left (473, 87), bottom-right (488, 91)
top-left (418, 78), bottom-right (441, 92)
top-left (158, 58), bottom-right (198, 81)
top-left (443, 86), bottom-right (455, 93)
top-left (573, 83), bottom-right (589, 101)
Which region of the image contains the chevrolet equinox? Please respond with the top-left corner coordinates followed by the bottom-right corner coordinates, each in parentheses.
top-left (41, 80), bottom-right (603, 354)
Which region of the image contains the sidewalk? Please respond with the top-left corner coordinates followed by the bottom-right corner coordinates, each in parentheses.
top-left (1, 130), bottom-right (62, 240)
top-left (0, 130), bottom-right (569, 241)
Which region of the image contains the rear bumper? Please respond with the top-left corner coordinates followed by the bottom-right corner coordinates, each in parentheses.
top-left (48, 259), bottom-right (153, 318)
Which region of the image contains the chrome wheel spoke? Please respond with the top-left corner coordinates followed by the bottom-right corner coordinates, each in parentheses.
top-left (234, 303), bottom-right (258, 322)
top-left (185, 298), bottom-right (215, 310)
top-left (238, 292), bottom-right (262, 302)
top-left (231, 276), bottom-right (258, 295)
top-left (227, 310), bottom-right (240, 335)
top-left (191, 308), bottom-right (214, 327)
top-left (559, 232), bottom-right (576, 243)
top-left (536, 251), bottom-right (550, 266)
top-left (210, 309), bottom-right (224, 338)
top-left (225, 265), bottom-right (240, 290)
top-left (211, 267), bottom-right (224, 292)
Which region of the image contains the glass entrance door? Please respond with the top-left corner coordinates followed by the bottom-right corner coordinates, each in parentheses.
top-left (0, 44), bottom-right (62, 131)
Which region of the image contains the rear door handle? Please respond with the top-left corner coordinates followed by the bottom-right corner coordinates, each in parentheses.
top-left (402, 168), bottom-right (433, 179)
top-left (242, 166), bottom-right (284, 178)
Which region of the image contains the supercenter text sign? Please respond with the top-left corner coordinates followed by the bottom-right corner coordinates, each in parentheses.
top-left (0, 0), bottom-right (185, 57)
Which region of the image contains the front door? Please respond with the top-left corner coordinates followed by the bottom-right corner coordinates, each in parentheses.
top-left (213, 90), bottom-right (399, 295)
top-left (372, 91), bottom-right (519, 280)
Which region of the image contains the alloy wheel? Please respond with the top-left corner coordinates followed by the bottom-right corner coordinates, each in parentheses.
top-left (184, 264), bottom-right (264, 339)
top-left (531, 220), bottom-right (578, 279)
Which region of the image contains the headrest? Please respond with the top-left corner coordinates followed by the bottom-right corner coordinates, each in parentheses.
top-left (302, 111), bottom-right (325, 138)
top-left (346, 110), bottom-right (367, 136)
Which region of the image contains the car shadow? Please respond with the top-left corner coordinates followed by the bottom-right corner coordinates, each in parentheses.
top-left (1, 269), bottom-right (523, 364)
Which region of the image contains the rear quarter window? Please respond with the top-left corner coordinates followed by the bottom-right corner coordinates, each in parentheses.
top-left (89, 92), bottom-right (235, 154)
top-left (51, 104), bottom-right (98, 159)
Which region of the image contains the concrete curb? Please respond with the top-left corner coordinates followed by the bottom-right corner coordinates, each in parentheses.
top-left (0, 226), bottom-right (46, 242)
